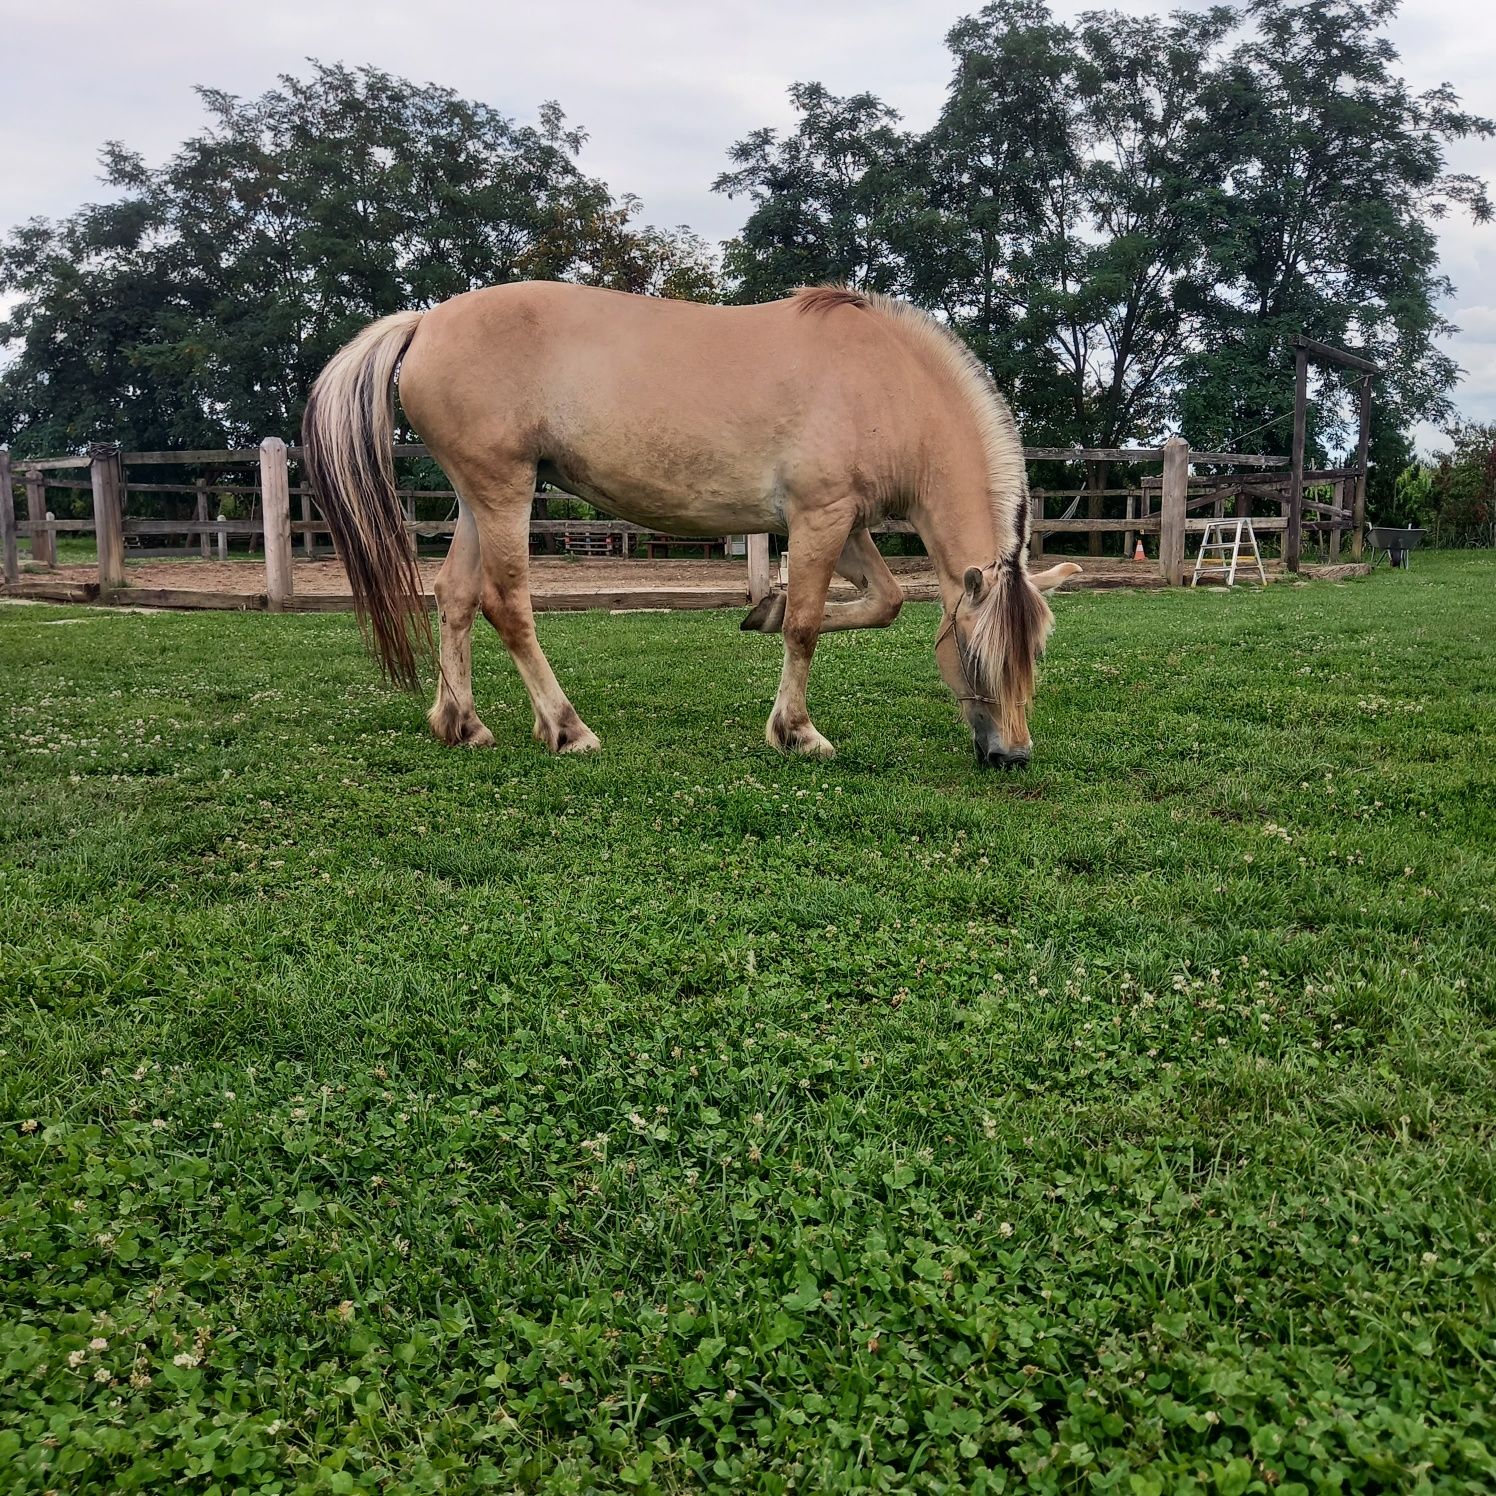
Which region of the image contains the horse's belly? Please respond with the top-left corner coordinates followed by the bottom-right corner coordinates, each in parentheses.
top-left (538, 459), bottom-right (787, 537)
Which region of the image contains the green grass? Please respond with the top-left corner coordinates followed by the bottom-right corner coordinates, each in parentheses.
top-left (32, 537), bottom-right (97, 566)
top-left (2, 554), bottom-right (1494, 1495)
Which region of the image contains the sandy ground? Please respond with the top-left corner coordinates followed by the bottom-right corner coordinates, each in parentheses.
top-left (33, 555), bottom-right (765, 596)
top-left (29, 551), bottom-right (1193, 598)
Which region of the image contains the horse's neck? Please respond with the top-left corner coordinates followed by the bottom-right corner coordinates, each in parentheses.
top-left (911, 469), bottom-right (1005, 602)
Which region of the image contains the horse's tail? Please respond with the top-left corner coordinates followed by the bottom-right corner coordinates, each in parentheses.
top-left (302, 309), bottom-right (431, 689)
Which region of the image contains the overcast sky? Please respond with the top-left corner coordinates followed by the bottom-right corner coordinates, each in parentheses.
top-left (2, 0), bottom-right (1492, 451)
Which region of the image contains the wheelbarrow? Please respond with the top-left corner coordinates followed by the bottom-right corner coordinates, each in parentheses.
top-left (1365, 525), bottom-right (1426, 569)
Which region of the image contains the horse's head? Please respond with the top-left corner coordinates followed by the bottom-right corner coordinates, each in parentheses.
top-left (935, 560), bottom-right (1081, 768)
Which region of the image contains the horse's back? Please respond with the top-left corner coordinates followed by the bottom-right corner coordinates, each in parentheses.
top-left (398, 282), bottom-right (931, 529)
top-left (404, 281), bottom-right (899, 420)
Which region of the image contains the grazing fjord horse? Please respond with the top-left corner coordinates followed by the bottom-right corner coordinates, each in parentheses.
top-left (302, 283), bottom-right (1080, 767)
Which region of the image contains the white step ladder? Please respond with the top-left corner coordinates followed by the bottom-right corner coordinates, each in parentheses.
top-left (1191, 517), bottom-right (1266, 587)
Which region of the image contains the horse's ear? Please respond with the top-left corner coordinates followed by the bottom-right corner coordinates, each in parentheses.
top-left (1031, 562), bottom-right (1082, 593)
top-left (963, 566), bottom-right (986, 601)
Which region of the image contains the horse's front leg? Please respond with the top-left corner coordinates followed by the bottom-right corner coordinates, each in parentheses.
top-left (766, 509), bottom-right (852, 758)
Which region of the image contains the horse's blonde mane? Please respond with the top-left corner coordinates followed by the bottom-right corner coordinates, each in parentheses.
top-left (796, 286), bottom-right (1048, 717)
top-left (794, 285), bottom-right (1031, 561)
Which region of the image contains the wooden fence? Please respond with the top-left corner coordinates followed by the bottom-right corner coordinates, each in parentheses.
top-left (1, 436), bottom-right (1365, 606)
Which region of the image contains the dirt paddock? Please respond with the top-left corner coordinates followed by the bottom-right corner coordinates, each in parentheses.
top-left (4, 550), bottom-right (1367, 612)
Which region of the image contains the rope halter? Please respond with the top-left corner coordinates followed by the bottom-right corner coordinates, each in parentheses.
top-left (934, 594), bottom-right (1000, 708)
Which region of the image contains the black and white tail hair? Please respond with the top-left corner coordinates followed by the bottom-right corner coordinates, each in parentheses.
top-left (301, 309), bottom-right (430, 689)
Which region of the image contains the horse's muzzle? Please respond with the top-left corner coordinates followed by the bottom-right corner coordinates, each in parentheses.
top-left (971, 715), bottom-right (1031, 769)
top-left (975, 742), bottom-right (1031, 770)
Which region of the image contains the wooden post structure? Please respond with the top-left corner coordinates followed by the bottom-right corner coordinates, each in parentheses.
top-left (300, 491), bottom-right (316, 558)
top-left (88, 443), bottom-right (126, 593)
top-left (25, 466), bottom-right (54, 565)
top-left (0, 450), bottom-right (17, 586)
top-left (1350, 374), bottom-right (1372, 560)
top-left (1288, 336), bottom-right (1379, 570)
top-left (1085, 460), bottom-right (1105, 558)
top-left (194, 478), bottom-right (210, 559)
top-left (1029, 497), bottom-right (1045, 564)
top-left (217, 515), bottom-right (228, 562)
top-left (259, 437), bottom-right (294, 610)
top-left (1328, 479), bottom-right (1344, 563)
top-left (1286, 345), bottom-right (1309, 574)
top-left (1123, 494), bottom-right (1137, 559)
top-left (1158, 436), bottom-right (1189, 585)
top-left (747, 532), bottom-right (772, 603)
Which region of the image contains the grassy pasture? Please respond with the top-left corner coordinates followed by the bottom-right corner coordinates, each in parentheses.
top-left (1, 555), bottom-right (1494, 1494)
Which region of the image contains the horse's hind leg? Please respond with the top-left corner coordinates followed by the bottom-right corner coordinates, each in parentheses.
top-left (460, 465), bottom-right (601, 755)
top-left (742, 526), bottom-right (902, 635)
top-left (428, 501), bottom-right (495, 747)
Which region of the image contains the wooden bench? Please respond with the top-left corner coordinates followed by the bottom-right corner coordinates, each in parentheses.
top-left (644, 535), bottom-right (727, 559)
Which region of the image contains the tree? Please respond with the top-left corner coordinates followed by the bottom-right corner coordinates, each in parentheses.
top-left (0, 64), bottom-right (718, 455)
top-left (918, 2), bottom-right (1237, 450)
top-left (712, 83), bottom-right (910, 301)
top-left (1426, 421), bottom-right (1496, 536)
top-left (559, 196), bottom-right (721, 301)
top-left (906, 2), bottom-right (1078, 418)
top-left (1177, 0), bottom-right (1493, 460)
top-left (717, 1), bottom-right (1490, 470)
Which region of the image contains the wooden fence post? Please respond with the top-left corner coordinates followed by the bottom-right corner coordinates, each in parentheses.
top-left (217, 514), bottom-right (228, 562)
top-left (300, 491), bottom-right (316, 558)
top-left (1158, 436), bottom-right (1189, 585)
top-left (0, 450), bottom-right (17, 585)
top-left (27, 467), bottom-right (55, 565)
top-left (1350, 374), bottom-right (1371, 561)
top-left (194, 478), bottom-right (210, 559)
top-left (260, 437), bottom-right (294, 610)
top-left (747, 532), bottom-right (772, 603)
top-left (1085, 460), bottom-right (1105, 558)
top-left (1286, 346), bottom-right (1309, 573)
top-left (88, 443), bottom-right (126, 593)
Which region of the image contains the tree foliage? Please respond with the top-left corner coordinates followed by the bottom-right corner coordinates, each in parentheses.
top-left (3, 6), bottom-right (1490, 469)
top-left (718, 0), bottom-right (1491, 457)
top-left (1389, 421), bottom-right (1496, 537)
top-left (713, 83), bottom-right (909, 303)
top-left (0, 64), bottom-right (718, 454)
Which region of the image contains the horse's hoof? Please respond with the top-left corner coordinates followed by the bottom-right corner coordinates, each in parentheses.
top-left (741, 592), bottom-right (786, 633)
top-left (767, 717), bottom-right (836, 759)
top-left (543, 710), bottom-right (602, 755)
top-left (430, 705), bottom-right (494, 748)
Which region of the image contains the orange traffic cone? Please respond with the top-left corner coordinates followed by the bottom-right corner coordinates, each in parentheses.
top-left (1133, 537), bottom-right (1146, 562)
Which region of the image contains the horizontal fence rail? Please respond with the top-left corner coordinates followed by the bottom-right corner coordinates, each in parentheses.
top-left (2, 435), bottom-right (1365, 596)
